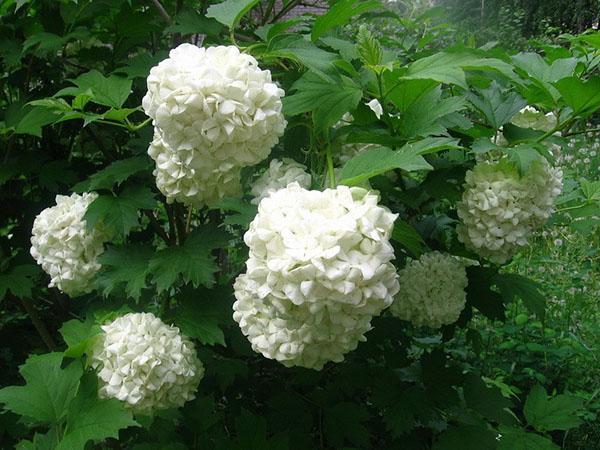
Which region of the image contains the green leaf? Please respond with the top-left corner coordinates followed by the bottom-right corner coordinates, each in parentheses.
top-left (206, 0), bottom-right (259, 29)
top-left (391, 219), bottom-right (426, 257)
top-left (56, 70), bottom-right (132, 109)
top-left (0, 264), bottom-right (39, 301)
top-left (255, 18), bottom-right (306, 42)
top-left (338, 138), bottom-right (459, 185)
top-left (15, 107), bottom-right (60, 137)
top-left (338, 145), bottom-right (430, 185)
top-left (85, 186), bottom-right (156, 239)
top-left (469, 82), bottom-right (527, 129)
top-left (312, 0), bottom-right (380, 42)
top-left (166, 9), bottom-right (223, 36)
top-left (511, 53), bottom-right (577, 83)
top-left (95, 244), bottom-right (154, 300)
top-left (502, 123), bottom-right (544, 143)
top-left (405, 52), bottom-right (516, 89)
top-left (493, 273), bottom-right (546, 319)
top-left (555, 76), bottom-right (600, 118)
top-left (396, 87), bottom-right (466, 139)
top-left (22, 32), bottom-right (67, 56)
top-left (73, 156), bottom-right (152, 192)
top-left (433, 425), bottom-right (498, 450)
top-left (149, 225), bottom-right (230, 292)
top-left (57, 374), bottom-right (137, 450)
top-left (38, 160), bottom-right (78, 191)
top-left (324, 402), bottom-right (369, 448)
top-left (463, 373), bottom-right (516, 425)
top-left (497, 426), bottom-right (560, 450)
top-left (59, 317), bottom-right (101, 358)
top-left (524, 385), bottom-right (584, 432)
top-left (213, 197), bottom-right (258, 227)
top-left (114, 52), bottom-right (166, 80)
top-left (384, 76), bottom-right (438, 112)
top-left (466, 266), bottom-right (505, 321)
top-left (356, 25), bottom-right (382, 66)
top-left (173, 287), bottom-right (230, 346)
top-left (283, 72), bottom-right (362, 132)
top-left (502, 144), bottom-right (544, 175)
top-left (0, 353), bottom-right (82, 424)
top-left (268, 34), bottom-right (339, 77)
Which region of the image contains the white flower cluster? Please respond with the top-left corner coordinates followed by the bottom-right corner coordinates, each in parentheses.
top-left (250, 158), bottom-right (311, 205)
top-left (457, 157), bottom-right (562, 264)
top-left (147, 129), bottom-right (242, 206)
top-left (143, 44), bottom-right (286, 206)
top-left (521, 158), bottom-right (563, 227)
top-left (91, 312), bottom-right (204, 415)
top-left (390, 252), bottom-right (467, 328)
top-left (233, 183), bottom-right (399, 370)
top-left (511, 106), bottom-right (557, 132)
top-left (30, 192), bottom-right (106, 297)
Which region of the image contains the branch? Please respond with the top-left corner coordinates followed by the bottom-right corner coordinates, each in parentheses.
top-left (143, 210), bottom-right (171, 245)
top-left (150, 0), bottom-right (172, 24)
top-left (18, 296), bottom-right (56, 351)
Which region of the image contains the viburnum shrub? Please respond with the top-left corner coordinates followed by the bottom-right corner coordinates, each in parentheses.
top-left (1, 1), bottom-right (599, 449)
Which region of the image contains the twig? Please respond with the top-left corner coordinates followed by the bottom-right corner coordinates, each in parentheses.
top-left (86, 127), bottom-right (116, 161)
top-left (150, 0), bottom-right (172, 24)
top-left (185, 206), bottom-right (194, 234)
top-left (143, 210), bottom-right (171, 245)
top-left (18, 297), bottom-right (56, 351)
top-left (163, 201), bottom-right (178, 245)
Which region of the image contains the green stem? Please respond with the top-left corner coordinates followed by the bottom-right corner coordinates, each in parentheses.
top-left (185, 206), bottom-right (194, 234)
top-left (326, 144), bottom-right (336, 188)
top-left (563, 127), bottom-right (600, 137)
top-left (555, 203), bottom-right (589, 213)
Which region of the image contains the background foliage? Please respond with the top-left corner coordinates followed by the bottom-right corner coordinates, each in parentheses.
top-left (1, 0), bottom-right (599, 449)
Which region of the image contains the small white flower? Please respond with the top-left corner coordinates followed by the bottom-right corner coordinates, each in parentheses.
top-left (30, 192), bottom-right (108, 296)
top-left (390, 252), bottom-right (467, 328)
top-left (91, 312), bottom-right (204, 414)
top-left (553, 238), bottom-right (563, 246)
top-left (366, 99), bottom-right (383, 119)
top-left (233, 183), bottom-right (399, 370)
top-left (250, 158), bottom-right (311, 205)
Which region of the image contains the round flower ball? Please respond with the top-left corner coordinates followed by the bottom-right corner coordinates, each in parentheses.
top-left (233, 182), bottom-right (399, 370)
top-left (91, 312), bottom-right (204, 415)
top-left (456, 160), bottom-right (531, 264)
top-left (148, 128), bottom-right (242, 206)
top-left (142, 44), bottom-right (286, 168)
top-left (390, 252), bottom-right (467, 328)
top-left (511, 106), bottom-right (557, 132)
top-left (521, 158), bottom-right (563, 227)
top-left (250, 158), bottom-right (311, 205)
top-left (30, 192), bottom-right (107, 297)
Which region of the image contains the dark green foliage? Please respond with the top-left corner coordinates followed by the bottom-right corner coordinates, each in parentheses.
top-left (0, 0), bottom-right (599, 448)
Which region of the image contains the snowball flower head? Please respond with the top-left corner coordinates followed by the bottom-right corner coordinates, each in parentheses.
top-left (520, 158), bottom-right (563, 227)
top-left (91, 312), bottom-right (204, 415)
top-left (390, 252), bottom-right (467, 328)
top-left (142, 44), bottom-right (286, 167)
top-left (233, 182), bottom-right (399, 370)
top-left (456, 160), bottom-right (531, 264)
top-left (30, 192), bottom-right (107, 296)
top-left (148, 128), bottom-right (241, 206)
top-left (457, 155), bottom-right (562, 264)
top-left (511, 106), bottom-right (557, 132)
top-left (250, 158), bottom-right (311, 205)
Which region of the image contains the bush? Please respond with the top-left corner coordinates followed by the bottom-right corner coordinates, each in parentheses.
top-left (1, 0), bottom-right (599, 448)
